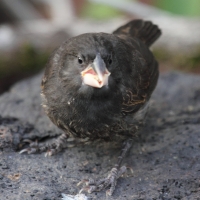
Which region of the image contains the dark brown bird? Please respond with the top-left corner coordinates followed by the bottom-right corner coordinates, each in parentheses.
top-left (22, 19), bottom-right (161, 195)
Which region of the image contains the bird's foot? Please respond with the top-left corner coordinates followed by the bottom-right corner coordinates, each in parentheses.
top-left (79, 165), bottom-right (127, 196)
top-left (19, 133), bottom-right (69, 156)
top-left (79, 138), bottom-right (133, 196)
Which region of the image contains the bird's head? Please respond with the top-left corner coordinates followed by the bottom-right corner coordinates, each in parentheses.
top-left (80, 52), bottom-right (111, 88)
top-left (59, 33), bottom-right (122, 97)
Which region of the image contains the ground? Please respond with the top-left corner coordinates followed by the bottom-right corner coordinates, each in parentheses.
top-left (0, 71), bottom-right (200, 200)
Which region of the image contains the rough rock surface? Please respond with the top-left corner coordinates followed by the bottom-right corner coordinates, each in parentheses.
top-left (0, 71), bottom-right (200, 200)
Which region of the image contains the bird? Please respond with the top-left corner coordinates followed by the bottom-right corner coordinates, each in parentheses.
top-left (22, 19), bottom-right (161, 195)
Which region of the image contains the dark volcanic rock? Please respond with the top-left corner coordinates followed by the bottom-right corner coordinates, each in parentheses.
top-left (0, 71), bottom-right (200, 200)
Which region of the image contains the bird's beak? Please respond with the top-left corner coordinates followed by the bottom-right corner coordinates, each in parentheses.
top-left (81, 53), bottom-right (110, 88)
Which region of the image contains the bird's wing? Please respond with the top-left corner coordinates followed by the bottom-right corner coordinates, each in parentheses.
top-left (113, 20), bottom-right (160, 114)
top-left (113, 19), bottom-right (161, 47)
top-left (121, 51), bottom-right (159, 114)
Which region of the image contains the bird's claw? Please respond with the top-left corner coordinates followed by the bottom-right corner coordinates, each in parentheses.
top-left (79, 166), bottom-right (127, 196)
top-left (19, 139), bottom-right (49, 155)
top-left (19, 138), bottom-right (62, 156)
top-left (19, 147), bottom-right (39, 154)
top-left (19, 139), bottom-right (39, 154)
top-left (44, 149), bottom-right (57, 157)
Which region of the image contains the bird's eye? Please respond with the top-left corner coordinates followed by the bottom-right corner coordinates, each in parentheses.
top-left (108, 57), bottom-right (112, 65)
top-left (78, 57), bottom-right (83, 64)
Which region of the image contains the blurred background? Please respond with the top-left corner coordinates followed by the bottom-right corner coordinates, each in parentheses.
top-left (0, 0), bottom-right (200, 94)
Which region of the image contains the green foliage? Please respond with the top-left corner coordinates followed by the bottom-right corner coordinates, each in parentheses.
top-left (0, 43), bottom-right (49, 80)
top-left (0, 43), bottom-right (50, 93)
top-left (153, 0), bottom-right (200, 16)
top-left (153, 47), bottom-right (200, 72)
top-left (81, 2), bottom-right (121, 20)
top-left (18, 43), bottom-right (49, 72)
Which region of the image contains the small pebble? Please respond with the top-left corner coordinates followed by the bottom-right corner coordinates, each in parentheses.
top-left (61, 193), bottom-right (88, 200)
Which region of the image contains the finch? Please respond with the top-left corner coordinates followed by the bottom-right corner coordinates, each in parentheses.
top-left (23, 19), bottom-right (161, 195)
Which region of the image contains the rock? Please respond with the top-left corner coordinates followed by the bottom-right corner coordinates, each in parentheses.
top-left (0, 71), bottom-right (200, 200)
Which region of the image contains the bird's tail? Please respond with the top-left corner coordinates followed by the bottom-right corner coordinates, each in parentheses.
top-left (113, 19), bottom-right (161, 47)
